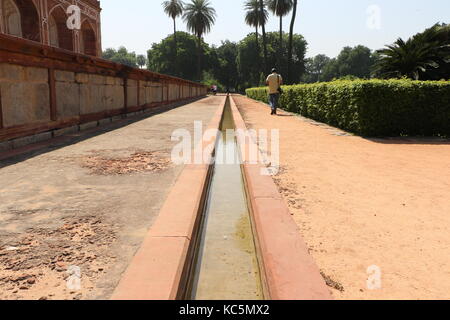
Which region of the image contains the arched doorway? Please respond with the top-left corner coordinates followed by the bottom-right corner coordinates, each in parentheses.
top-left (1, 0), bottom-right (22, 37)
top-left (11, 0), bottom-right (40, 42)
top-left (80, 20), bottom-right (97, 56)
top-left (48, 5), bottom-right (73, 51)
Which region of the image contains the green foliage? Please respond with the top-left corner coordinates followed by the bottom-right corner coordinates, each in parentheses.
top-left (244, 0), bottom-right (268, 30)
top-left (212, 40), bottom-right (239, 91)
top-left (144, 30), bottom-right (307, 91)
top-left (183, 0), bottom-right (216, 38)
top-left (162, 0), bottom-right (185, 55)
top-left (373, 23), bottom-right (450, 80)
top-left (136, 54), bottom-right (147, 69)
top-left (102, 47), bottom-right (138, 68)
top-left (201, 70), bottom-right (222, 91)
top-left (303, 54), bottom-right (332, 83)
top-left (147, 31), bottom-right (215, 80)
top-left (321, 46), bottom-right (376, 81)
top-left (237, 31), bottom-right (307, 90)
top-left (162, 0), bottom-right (184, 19)
top-left (302, 46), bottom-right (375, 83)
top-left (266, 0), bottom-right (294, 75)
top-left (266, 0), bottom-right (293, 18)
top-left (182, 0), bottom-right (217, 79)
top-left (338, 75), bottom-right (361, 81)
top-left (246, 79), bottom-right (450, 137)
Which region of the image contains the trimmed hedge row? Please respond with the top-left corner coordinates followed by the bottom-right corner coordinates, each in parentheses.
top-left (246, 79), bottom-right (450, 137)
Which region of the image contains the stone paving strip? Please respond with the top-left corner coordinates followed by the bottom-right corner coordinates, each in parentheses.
top-left (0, 96), bottom-right (223, 300)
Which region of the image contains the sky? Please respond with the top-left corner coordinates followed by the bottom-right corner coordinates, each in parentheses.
top-left (101, 0), bottom-right (449, 58)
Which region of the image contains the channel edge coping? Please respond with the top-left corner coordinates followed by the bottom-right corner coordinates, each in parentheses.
top-left (229, 95), bottom-right (332, 300)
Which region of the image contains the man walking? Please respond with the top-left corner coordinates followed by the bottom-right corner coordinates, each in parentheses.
top-left (266, 68), bottom-right (283, 115)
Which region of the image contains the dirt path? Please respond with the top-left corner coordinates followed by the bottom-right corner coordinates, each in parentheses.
top-left (0, 96), bottom-right (223, 300)
top-left (233, 95), bottom-right (450, 300)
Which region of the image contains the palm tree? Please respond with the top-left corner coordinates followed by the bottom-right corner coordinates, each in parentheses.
top-left (267, 0), bottom-right (293, 70)
top-left (373, 23), bottom-right (450, 80)
top-left (244, 0), bottom-right (269, 69)
top-left (287, 0), bottom-right (298, 84)
top-left (162, 0), bottom-right (184, 50)
top-left (183, 0), bottom-right (217, 80)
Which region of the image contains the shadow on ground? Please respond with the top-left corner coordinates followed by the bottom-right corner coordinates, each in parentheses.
top-left (0, 98), bottom-right (202, 169)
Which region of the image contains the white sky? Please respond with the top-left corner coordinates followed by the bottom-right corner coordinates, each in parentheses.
top-left (101, 0), bottom-right (449, 58)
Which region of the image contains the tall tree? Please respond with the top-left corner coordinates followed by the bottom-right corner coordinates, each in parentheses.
top-left (137, 54), bottom-right (147, 69)
top-left (183, 0), bottom-right (217, 80)
top-left (267, 0), bottom-right (293, 71)
top-left (259, 0), bottom-right (269, 73)
top-left (244, 0), bottom-right (268, 62)
top-left (162, 0), bottom-right (185, 52)
top-left (287, 0), bottom-right (298, 83)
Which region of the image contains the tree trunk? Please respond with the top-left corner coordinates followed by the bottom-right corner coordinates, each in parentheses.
top-left (287, 0), bottom-right (298, 84)
top-left (256, 25), bottom-right (261, 84)
top-left (255, 25), bottom-right (259, 53)
top-left (173, 18), bottom-right (178, 76)
top-left (259, 0), bottom-right (268, 73)
top-left (197, 35), bottom-right (202, 81)
top-left (173, 18), bottom-right (177, 51)
top-left (279, 16), bottom-right (283, 72)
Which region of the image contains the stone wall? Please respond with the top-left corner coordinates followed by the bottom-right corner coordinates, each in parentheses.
top-left (0, 62), bottom-right (206, 140)
top-left (0, 34), bottom-right (207, 148)
top-left (53, 71), bottom-right (125, 119)
top-left (0, 64), bottom-right (50, 127)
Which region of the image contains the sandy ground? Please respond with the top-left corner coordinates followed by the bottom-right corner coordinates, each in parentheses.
top-left (0, 96), bottom-right (223, 300)
top-left (233, 95), bottom-right (450, 300)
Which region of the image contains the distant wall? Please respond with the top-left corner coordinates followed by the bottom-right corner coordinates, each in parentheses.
top-left (0, 34), bottom-right (207, 144)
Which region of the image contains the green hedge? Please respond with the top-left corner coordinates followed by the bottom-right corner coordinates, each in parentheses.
top-left (246, 79), bottom-right (450, 137)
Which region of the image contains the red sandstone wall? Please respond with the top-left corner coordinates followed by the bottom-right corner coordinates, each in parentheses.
top-left (0, 34), bottom-right (207, 145)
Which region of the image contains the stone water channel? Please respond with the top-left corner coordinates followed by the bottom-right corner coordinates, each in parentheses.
top-left (186, 97), bottom-right (264, 300)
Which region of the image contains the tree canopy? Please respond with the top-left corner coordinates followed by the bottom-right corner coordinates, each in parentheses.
top-left (183, 0), bottom-right (217, 79)
top-left (237, 31), bottom-right (307, 89)
top-left (102, 47), bottom-right (138, 68)
top-left (147, 31), bottom-right (216, 80)
top-left (102, 15), bottom-right (449, 91)
top-left (301, 46), bottom-right (376, 83)
top-left (303, 54), bottom-right (332, 83)
top-left (162, 0), bottom-right (184, 20)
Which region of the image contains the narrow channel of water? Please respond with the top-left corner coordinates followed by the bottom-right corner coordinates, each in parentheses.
top-left (186, 97), bottom-right (263, 300)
